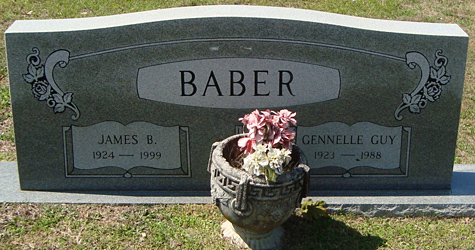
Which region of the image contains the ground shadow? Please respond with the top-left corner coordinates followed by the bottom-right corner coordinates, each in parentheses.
top-left (281, 215), bottom-right (386, 250)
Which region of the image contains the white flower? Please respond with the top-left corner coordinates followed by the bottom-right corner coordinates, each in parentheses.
top-left (242, 145), bottom-right (267, 177)
top-left (242, 144), bottom-right (291, 183)
top-left (267, 147), bottom-right (291, 175)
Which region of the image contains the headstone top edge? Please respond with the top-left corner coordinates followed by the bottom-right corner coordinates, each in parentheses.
top-left (4, 5), bottom-right (468, 37)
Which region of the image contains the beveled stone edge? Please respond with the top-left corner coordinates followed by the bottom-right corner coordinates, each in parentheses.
top-left (5, 5), bottom-right (467, 37)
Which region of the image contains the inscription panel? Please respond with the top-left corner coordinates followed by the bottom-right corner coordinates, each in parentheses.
top-left (63, 122), bottom-right (190, 178)
top-left (297, 123), bottom-right (411, 177)
top-left (137, 58), bottom-right (341, 108)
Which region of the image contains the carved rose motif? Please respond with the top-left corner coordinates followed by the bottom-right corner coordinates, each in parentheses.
top-left (424, 81), bottom-right (442, 102)
top-left (31, 81), bottom-right (51, 100)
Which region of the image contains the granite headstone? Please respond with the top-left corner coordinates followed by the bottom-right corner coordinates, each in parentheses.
top-left (5, 5), bottom-right (468, 191)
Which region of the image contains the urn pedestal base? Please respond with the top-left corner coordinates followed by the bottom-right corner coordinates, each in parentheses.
top-left (221, 221), bottom-right (284, 250)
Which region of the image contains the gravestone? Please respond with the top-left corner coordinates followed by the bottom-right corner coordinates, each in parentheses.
top-left (5, 5), bottom-right (468, 192)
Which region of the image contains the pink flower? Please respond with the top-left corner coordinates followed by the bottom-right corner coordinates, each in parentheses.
top-left (264, 126), bottom-right (280, 147)
top-left (238, 109), bottom-right (297, 154)
top-left (276, 109), bottom-right (297, 127)
top-left (261, 109), bottom-right (275, 124)
top-left (280, 128), bottom-right (296, 150)
top-left (238, 137), bottom-right (257, 154)
top-left (240, 109), bottom-right (266, 140)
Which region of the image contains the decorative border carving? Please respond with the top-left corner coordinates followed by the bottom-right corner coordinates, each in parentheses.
top-left (23, 48), bottom-right (80, 120)
top-left (212, 167), bottom-right (304, 200)
top-left (395, 50), bottom-right (451, 120)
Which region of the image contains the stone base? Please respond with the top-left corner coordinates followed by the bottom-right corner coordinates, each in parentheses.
top-left (221, 220), bottom-right (284, 250)
top-left (2, 162), bottom-right (475, 217)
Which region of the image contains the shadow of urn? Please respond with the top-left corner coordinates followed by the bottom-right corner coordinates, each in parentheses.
top-left (281, 215), bottom-right (386, 250)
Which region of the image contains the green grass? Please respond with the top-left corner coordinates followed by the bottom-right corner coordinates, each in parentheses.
top-left (0, 204), bottom-right (234, 249)
top-left (0, 85), bottom-right (9, 114)
top-left (1, 203), bottom-right (474, 249)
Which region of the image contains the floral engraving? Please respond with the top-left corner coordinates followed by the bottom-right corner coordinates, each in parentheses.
top-left (23, 48), bottom-right (80, 120)
top-left (395, 50), bottom-right (450, 120)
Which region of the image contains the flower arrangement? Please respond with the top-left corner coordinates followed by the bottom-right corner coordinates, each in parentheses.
top-left (209, 108), bottom-right (308, 249)
top-left (237, 109), bottom-right (297, 183)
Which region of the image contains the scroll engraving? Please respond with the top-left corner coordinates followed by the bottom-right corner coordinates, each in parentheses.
top-left (23, 48), bottom-right (80, 120)
top-left (395, 50), bottom-right (451, 120)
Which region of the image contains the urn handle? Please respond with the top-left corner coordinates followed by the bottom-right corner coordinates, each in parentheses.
top-left (300, 164), bottom-right (310, 201)
top-left (207, 142), bottom-right (220, 173)
top-left (233, 175), bottom-right (252, 217)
